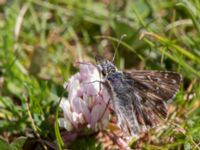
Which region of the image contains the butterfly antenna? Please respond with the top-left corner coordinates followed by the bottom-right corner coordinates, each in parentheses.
top-left (112, 34), bottom-right (127, 62)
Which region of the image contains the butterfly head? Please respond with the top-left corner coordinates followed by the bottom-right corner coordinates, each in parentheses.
top-left (95, 57), bottom-right (117, 77)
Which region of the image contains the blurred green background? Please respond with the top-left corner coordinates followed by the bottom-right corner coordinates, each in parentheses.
top-left (0, 0), bottom-right (200, 149)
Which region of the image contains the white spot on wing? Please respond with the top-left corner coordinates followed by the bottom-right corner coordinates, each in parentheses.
top-left (172, 79), bottom-right (176, 84)
top-left (164, 74), bottom-right (168, 79)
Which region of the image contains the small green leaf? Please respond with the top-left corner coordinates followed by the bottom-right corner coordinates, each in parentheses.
top-left (10, 137), bottom-right (27, 150)
top-left (184, 142), bottom-right (191, 150)
top-left (0, 138), bottom-right (10, 150)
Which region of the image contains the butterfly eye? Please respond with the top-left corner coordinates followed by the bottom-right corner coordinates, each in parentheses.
top-left (102, 70), bottom-right (106, 76)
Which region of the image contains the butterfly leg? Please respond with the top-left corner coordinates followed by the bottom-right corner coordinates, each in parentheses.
top-left (83, 80), bottom-right (104, 85)
top-left (98, 97), bottom-right (112, 123)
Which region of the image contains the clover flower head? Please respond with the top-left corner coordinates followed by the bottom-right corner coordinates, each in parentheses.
top-left (59, 63), bottom-right (111, 132)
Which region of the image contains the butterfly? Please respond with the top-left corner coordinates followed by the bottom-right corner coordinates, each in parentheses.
top-left (96, 57), bottom-right (182, 136)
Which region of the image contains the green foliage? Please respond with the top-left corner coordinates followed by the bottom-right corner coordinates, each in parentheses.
top-left (69, 136), bottom-right (102, 150)
top-left (0, 0), bottom-right (200, 149)
top-left (0, 137), bottom-right (26, 150)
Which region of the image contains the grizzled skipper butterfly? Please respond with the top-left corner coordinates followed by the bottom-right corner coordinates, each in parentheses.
top-left (95, 55), bottom-right (182, 136)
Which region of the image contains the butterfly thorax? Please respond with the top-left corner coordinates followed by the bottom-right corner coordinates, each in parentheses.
top-left (97, 60), bottom-right (117, 77)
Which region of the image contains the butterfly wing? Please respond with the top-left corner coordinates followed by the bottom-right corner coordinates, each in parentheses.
top-left (129, 70), bottom-right (182, 102)
top-left (106, 71), bottom-right (182, 136)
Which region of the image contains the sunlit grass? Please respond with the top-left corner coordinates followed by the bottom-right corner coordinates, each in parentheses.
top-left (0, 0), bottom-right (200, 149)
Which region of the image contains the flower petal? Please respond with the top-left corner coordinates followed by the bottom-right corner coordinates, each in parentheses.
top-left (72, 112), bottom-right (84, 124)
top-left (82, 82), bottom-right (99, 96)
top-left (71, 97), bottom-right (91, 123)
top-left (90, 104), bottom-right (107, 130)
top-left (58, 118), bottom-right (73, 131)
top-left (68, 79), bottom-right (80, 100)
top-left (60, 98), bottom-right (77, 129)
